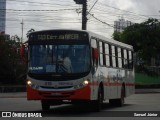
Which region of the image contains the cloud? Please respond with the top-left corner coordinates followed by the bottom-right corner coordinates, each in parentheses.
top-left (5, 0), bottom-right (160, 41)
top-left (114, 0), bottom-right (134, 10)
top-left (130, 0), bottom-right (160, 15)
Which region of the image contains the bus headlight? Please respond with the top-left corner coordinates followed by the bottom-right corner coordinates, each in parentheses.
top-left (27, 80), bottom-right (39, 90)
top-left (83, 80), bottom-right (89, 85)
top-left (27, 80), bottom-right (32, 86)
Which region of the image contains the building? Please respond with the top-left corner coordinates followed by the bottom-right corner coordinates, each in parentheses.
top-left (0, 0), bottom-right (6, 33)
top-left (114, 18), bottom-right (134, 32)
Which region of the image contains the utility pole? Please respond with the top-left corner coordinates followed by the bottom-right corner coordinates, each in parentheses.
top-left (74, 0), bottom-right (87, 30)
top-left (21, 19), bottom-right (24, 43)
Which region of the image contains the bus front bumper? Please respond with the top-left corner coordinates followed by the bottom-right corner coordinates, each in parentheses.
top-left (27, 85), bottom-right (91, 101)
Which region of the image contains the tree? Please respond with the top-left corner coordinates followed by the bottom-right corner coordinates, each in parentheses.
top-left (113, 18), bottom-right (160, 65)
top-left (112, 31), bottom-right (121, 41)
top-left (112, 18), bottom-right (160, 75)
top-left (0, 35), bottom-right (26, 85)
top-left (26, 28), bottom-right (35, 38)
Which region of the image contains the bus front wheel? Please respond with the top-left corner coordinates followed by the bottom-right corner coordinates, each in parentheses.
top-left (92, 87), bottom-right (103, 112)
top-left (117, 86), bottom-right (125, 106)
top-left (41, 100), bottom-right (50, 111)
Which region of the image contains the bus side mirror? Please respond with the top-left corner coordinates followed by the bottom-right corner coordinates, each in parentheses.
top-left (92, 48), bottom-right (99, 60)
top-left (20, 44), bottom-right (25, 58)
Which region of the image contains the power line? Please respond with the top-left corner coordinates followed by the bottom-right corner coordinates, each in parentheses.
top-left (6, 0), bottom-right (77, 7)
top-left (88, 0), bottom-right (99, 13)
top-left (88, 12), bottom-right (114, 28)
top-left (0, 8), bottom-right (80, 12)
top-left (5, 2), bottom-right (78, 9)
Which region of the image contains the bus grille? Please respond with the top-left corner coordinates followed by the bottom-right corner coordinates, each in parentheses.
top-left (40, 86), bottom-right (73, 89)
top-left (38, 91), bottom-right (74, 98)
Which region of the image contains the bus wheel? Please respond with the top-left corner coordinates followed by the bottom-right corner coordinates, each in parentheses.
top-left (109, 86), bottom-right (125, 107)
top-left (116, 86), bottom-right (125, 107)
top-left (41, 100), bottom-right (50, 111)
top-left (92, 87), bottom-right (103, 112)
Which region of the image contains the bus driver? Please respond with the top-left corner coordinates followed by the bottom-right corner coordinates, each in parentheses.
top-left (57, 50), bottom-right (72, 73)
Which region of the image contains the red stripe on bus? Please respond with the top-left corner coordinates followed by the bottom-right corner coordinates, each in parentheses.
top-left (126, 83), bottom-right (135, 86)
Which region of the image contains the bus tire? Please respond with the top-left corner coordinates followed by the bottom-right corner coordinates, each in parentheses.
top-left (109, 99), bottom-right (116, 106)
top-left (109, 86), bottom-right (125, 107)
top-left (117, 86), bottom-right (125, 107)
top-left (41, 100), bottom-right (50, 111)
top-left (92, 86), bottom-right (103, 112)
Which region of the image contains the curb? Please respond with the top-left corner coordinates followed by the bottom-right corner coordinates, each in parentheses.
top-left (0, 96), bottom-right (26, 98)
top-left (135, 89), bottom-right (160, 94)
top-left (0, 86), bottom-right (26, 93)
top-left (135, 84), bottom-right (160, 89)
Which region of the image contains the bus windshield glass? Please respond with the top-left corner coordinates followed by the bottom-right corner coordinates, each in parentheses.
top-left (29, 44), bottom-right (90, 74)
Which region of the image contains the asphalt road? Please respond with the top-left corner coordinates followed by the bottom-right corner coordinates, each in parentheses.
top-left (0, 92), bottom-right (160, 119)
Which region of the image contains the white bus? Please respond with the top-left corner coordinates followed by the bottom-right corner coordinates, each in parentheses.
top-left (25, 29), bottom-right (134, 112)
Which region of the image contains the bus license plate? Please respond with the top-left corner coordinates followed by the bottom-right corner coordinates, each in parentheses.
top-left (51, 93), bottom-right (62, 96)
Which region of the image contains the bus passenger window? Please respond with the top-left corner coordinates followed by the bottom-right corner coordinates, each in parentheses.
top-left (105, 44), bottom-right (110, 66)
top-left (112, 46), bottom-right (116, 67)
top-left (100, 54), bottom-right (103, 65)
top-left (99, 41), bottom-right (104, 66)
top-left (109, 44), bottom-right (112, 67)
top-left (124, 49), bottom-right (128, 68)
top-left (115, 46), bottom-right (118, 67)
top-left (129, 51), bottom-right (133, 69)
top-left (91, 39), bottom-right (98, 67)
top-left (102, 42), bottom-right (106, 66)
top-left (121, 48), bottom-right (124, 68)
top-left (118, 47), bottom-right (122, 68)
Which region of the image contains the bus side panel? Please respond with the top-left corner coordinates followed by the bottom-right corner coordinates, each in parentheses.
top-left (91, 67), bottom-right (111, 100)
top-left (124, 70), bottom-right (135, 97)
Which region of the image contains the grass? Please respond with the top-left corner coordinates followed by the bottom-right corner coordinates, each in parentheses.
top-left (135, 73), bottom-right (160, 85)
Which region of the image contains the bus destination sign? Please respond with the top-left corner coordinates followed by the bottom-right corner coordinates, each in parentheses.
top-left (38, 34), bottom-right (79, 40)
top-left (29, 31), bottom-right (88, 41)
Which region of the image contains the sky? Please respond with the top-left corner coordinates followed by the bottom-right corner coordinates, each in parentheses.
top-left (4, 0), bottom-right (160, 42)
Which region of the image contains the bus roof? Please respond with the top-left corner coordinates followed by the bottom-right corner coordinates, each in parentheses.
top-left (88, 31), bottom-right (133, 50)
top-left (30, 29), bottom-right (133, 50)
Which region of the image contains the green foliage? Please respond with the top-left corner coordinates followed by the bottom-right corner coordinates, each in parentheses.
top-left (135, 73), bottom-right (160, 85)
top-left (112, 31), bottom-right (121, 41)
top-left (113, 18), bottom-right (160, 66)
top-left (0, 35), bottom-right (26, 85)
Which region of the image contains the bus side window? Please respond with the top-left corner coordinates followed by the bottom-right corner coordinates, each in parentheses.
top-left (121, 48), bottom-right (124, 68)
top-left (124, 49), bottom-right (128, 69)
top-left (91, 39), bottom-right (98, 67)
top-left (99, 41), bottom-right (106, 66)
top-left (129, 51), bottom-right (133, 69)
top-left (112, 45), bottom-right (116, 67)
top-left (105, 43), bottom-right (110, 66)
top-left (102, 42), bottom-right (106, 66)
top-left (109, 44), bottom-right (112, 67)
top-left (118, 47), bottom-right (122, 68)
top-left (115, 46), bottom-right (118, 67)
top-left (99, 41), bottom-right (103, 66)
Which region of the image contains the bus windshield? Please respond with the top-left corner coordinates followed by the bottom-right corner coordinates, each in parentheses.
top-left (29, 44), bottom-right (90, 74)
